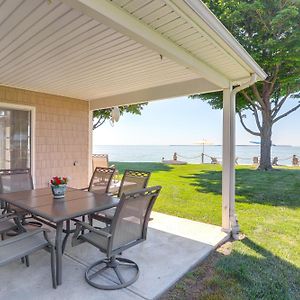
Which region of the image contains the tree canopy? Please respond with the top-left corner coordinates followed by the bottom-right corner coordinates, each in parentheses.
top-left (192, 0), bottom-right (300, 110)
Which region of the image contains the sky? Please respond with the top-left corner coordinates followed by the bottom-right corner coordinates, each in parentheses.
top-left (93, 96), bottom-right (300, 146)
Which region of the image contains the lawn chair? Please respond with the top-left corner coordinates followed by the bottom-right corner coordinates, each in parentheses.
top-left (210, 157), bottom-right (220, 164)
top-left (0, 169), bottom-right (42, 227)
top-left (272, 157), bottom-right (279, 166)
top-left (72, 186), bottom-right (161, 290)
top-left (90, 170), bottom-right (151, 226)
top-left (292, 155), bottom-right (299, 166)
top-left (253, 156), bottom-right (259, 165)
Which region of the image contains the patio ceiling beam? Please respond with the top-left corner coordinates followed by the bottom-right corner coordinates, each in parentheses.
top-left (61, 0), bottom-right (230, 89)
top-left (89, 78), bottom-right (219, 110)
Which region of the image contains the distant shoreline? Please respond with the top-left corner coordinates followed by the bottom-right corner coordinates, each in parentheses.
top-left (94, 144), bottom-right (297, 147)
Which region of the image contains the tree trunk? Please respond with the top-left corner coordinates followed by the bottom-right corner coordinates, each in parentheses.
top-left (258, 116), bottom-right (273, 170)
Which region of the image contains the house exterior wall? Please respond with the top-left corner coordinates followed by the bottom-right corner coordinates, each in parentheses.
top-left (0, 85), bottom-right (89, 188)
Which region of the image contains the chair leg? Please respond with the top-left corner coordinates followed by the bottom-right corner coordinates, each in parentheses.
top-left (81, 215), bottom-right (85, 234)
top-left (25, 256), bottom-right (30, 267)
top-left (49, 246), bottom-right (57, 289)
top-left (88, 215), bottom-right (93, 226)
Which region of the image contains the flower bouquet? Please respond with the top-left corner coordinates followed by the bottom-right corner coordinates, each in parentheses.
top-left (50, 176), bottom-right (68, 199)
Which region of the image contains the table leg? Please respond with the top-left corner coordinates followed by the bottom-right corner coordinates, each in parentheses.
top-left (62, 220), bottom-right (70, 253)
top-left (55, 221), bottom-right (64, 286)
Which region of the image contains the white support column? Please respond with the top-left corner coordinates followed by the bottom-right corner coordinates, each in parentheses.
top-left (88, 108), bottom-right (93, 184)
top-left (222, 86), bottom-right (238, 234)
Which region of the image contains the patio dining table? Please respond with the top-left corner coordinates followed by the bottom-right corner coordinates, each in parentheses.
top-left (0, 187), bottom-right (119, 286)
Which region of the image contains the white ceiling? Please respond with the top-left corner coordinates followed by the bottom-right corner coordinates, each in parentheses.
top-left (0, 0), bottom-right (266, 107)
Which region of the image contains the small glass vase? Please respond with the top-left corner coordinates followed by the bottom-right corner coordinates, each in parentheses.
top-left (51, 184), bottom-right (67, 199)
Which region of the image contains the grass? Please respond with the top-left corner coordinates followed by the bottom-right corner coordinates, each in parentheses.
top-left (113, 162), bottom-right (300, 300)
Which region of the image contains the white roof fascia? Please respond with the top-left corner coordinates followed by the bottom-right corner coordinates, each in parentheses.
top-left (181, 0), bottom-right (267, 81)
top-left (61, 0), bottom-right (230, 89)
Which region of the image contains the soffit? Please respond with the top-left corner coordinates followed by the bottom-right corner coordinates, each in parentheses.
top-left (0, 0), bottom-right (200, 100)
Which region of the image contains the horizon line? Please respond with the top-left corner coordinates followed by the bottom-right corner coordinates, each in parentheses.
top-left (93, 144), bottom-right (298, 147)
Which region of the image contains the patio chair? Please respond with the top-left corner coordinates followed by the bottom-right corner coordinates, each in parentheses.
top-left (72, 186), bottom-right (161, 290)
top-left (0, 169), bottom-right (42, 227)
top-left (92, 154), bottom-right (115, 170)
top-left (88, 167), bottom-right (115, 194)
top-left (92, 154), bottom-right (119, 181)
top-left (74, 167), bottom-right (116, 227)
top-left (90, 170), bottom-right (151, 226)
top-left (0, 227), bottom-right (56, 288)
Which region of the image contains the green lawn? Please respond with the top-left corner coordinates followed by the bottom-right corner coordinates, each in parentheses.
top-left (114, 162), bottom-right (300, 300)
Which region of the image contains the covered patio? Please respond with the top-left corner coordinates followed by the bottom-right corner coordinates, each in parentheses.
top-left (0, 0), bottom-right (266, 297)
top-left (0, 212), bottom-right (228, 299)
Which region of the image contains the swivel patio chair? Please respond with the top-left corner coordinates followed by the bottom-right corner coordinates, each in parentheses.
top-left (72, 186), bottom-right (161, 290)
top-left (0, 169), bottom-right (42, 227)
top-left (90, 170), bottom-right (151, 226)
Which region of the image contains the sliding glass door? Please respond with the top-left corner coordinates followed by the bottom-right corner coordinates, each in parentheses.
top-left (0, 107), bottom-right (31, 170)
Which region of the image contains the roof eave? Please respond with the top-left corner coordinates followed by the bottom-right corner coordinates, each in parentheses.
top-left (180, 0), bottom-right (267, 81)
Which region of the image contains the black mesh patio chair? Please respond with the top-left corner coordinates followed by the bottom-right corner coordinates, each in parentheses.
top-left (0, 169), bottom-right (42, 227)
top-left (90, 170), bottom-right (151, 226)
top-left (0, 227), bottom-right (56, 288)
top-left (72, 186), bottom-right (161, 290)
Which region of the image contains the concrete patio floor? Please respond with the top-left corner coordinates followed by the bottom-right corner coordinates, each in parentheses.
top-left (0, 212), bottom-right (229, 300)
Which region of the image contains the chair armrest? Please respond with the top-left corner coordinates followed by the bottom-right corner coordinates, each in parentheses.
top-left (0, 212), bottom-right (27, 231)
top-left (0, 212), bottom-right (16, 220)
top-left (0, 228), bottom-right (50, 247)
top-left (72, 222), bottom-right (111, 247)
top-left (77, 222), bottom-right (112, 238)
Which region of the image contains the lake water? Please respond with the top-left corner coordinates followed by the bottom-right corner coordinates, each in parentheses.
top-left (93, 145), bottom-right (300, 165)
